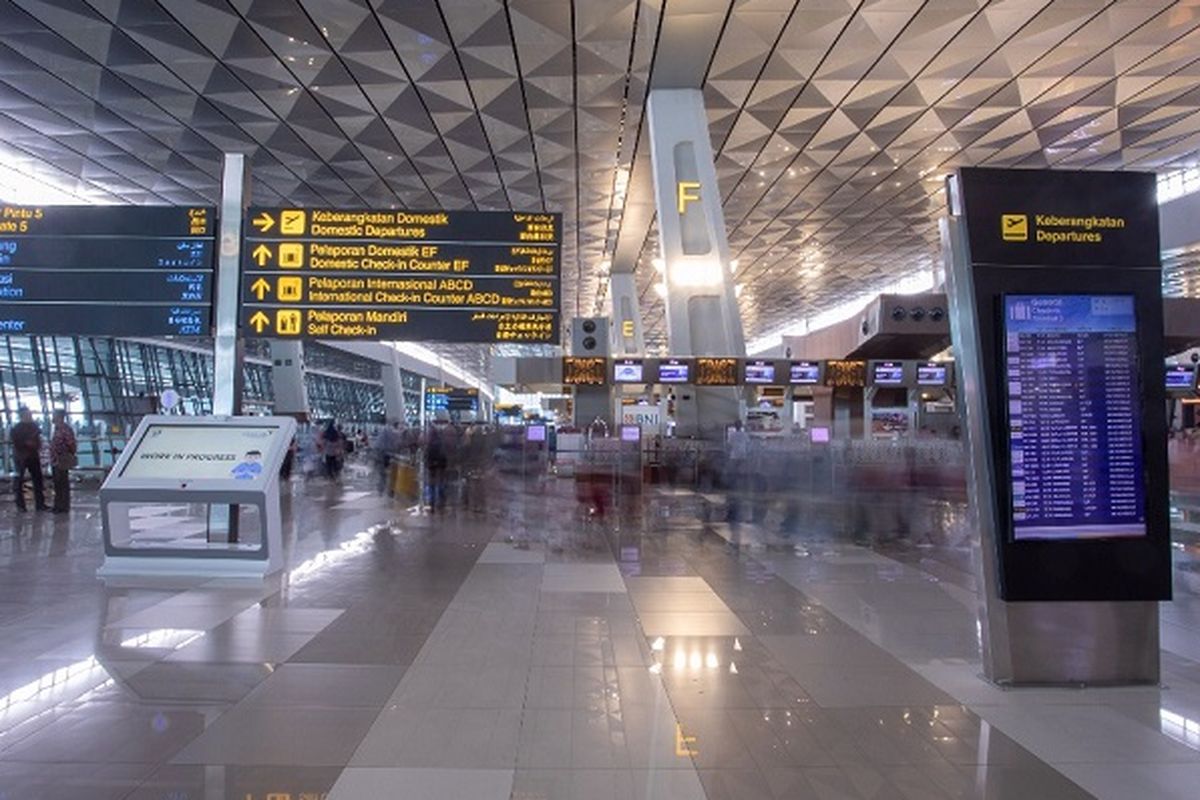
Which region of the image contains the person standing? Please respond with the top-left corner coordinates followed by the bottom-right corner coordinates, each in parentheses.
top-left (49, 409), bottom-right (77, 513)
top-left (10, 407), bottom-right (48, 511)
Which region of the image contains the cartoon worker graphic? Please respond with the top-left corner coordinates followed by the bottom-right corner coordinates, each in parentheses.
top-left (231, 450), bottom-right (263, 480)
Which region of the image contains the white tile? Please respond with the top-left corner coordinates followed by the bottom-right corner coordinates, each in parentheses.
top-left (328, 767), bottom-right (514, 800)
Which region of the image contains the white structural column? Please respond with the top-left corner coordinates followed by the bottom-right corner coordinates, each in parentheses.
top-left (268, 340), bottom-right (309, 417)
top-left (646, 89), bottom-right (745, 435)
top-left (609, 272), bottom-right (645, 356)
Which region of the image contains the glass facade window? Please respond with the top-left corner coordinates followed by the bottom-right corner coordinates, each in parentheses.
top-left (0, 336), bottom-right (414, 472)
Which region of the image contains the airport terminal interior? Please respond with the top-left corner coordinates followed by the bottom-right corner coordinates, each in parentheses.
top-left (11, 1), bottom-right (1200, 799)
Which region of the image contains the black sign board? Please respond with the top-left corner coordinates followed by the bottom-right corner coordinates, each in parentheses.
top-left (957, 167), bottom-right (1159, 268)
top-left (0, 205), bottom-right (214, 336)
top-left (952, 168), bottom-right (1170, 602)
top-left (241, 207), bottom-right (561, 342)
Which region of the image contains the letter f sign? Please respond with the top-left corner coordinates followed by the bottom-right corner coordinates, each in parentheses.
top-left (677, 181), bottom-right (701, 214)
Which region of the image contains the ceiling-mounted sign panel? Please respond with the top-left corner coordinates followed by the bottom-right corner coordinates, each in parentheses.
top-left (0, 205), bottom-right (215, 336)
top-left (241, 208), bottom-right (561, 342)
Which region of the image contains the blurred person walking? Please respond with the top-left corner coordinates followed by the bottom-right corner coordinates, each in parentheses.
top-left (10, 407), bottom-right (48, 512)
top-left (49, 410), bottom-right (77, 513)
top-left (318, 420), bottom-right (346, 481)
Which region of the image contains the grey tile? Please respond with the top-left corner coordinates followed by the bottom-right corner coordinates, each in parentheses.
top-left (0, 762), bottom-right (155, 800)
top-left (171, 705), bottom-right (378, 766)
top-left (390, 663), bottom-right (527, 709)
top-left (329, 767), bottom-right (515, 800)
top-left (112, 662), bottom-right (271, 704)
top-left (243, 664), bottom-right (404, 707)
top-left (124, 764), bottom-right (344, 800)
top-left (350, 707), bottom-right (522, 768)
top-left (0, 701), bottom-right (225, 763)
top-left (511, 768), bottom-right (707, 799)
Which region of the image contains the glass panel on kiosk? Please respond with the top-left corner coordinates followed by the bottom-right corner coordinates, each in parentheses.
top-left (658, 359), bottom-right (690, 383)
top-left (744, 359), bottom-right (776, 384)
top-left (916, 361), bottom-right (949, 386)
top-left (788, 361), bottom-right (821, 384)
top-left (613, 359), bottom-right (644, 383)
top-left (1166, 363), bottom-right (1196, 392)
top-left (1003, 295), bottom-right (1145, 541)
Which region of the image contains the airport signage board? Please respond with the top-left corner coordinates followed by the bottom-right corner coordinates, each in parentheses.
top-left (0, 205), bottom-right (215, 336)
top-left (956, 168), bottom-right (1159, 269)
top-left (241, 208), bottom-right (561, 342)
top-left (118, 422), bottom-right (286, 484)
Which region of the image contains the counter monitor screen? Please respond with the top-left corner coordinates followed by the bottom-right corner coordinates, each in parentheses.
top-left (1003, 295), bottom-right (1145, 540)
top-left (810, 426), bottom-right (830, 443)
top-left (789, 361), bottom-right (821, 384)
top-left (526, 424), bottom-right (547, 443)
top-left (917, 362), bottom-right (949, 386)
top-left (658, 359), bottom-right (690, 383)
top-left (744, 360), bottom-right (776, 384)
top-left (613, 359), bottom-right (644, 383)
top-left (620, 424), bottom-right (641, 443)
top-left (1166, 364), bottom-right (1195, 391)
top-left (872, 361), bottom-right (905, 385)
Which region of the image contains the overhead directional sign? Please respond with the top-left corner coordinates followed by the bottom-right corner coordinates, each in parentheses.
top-left (240, 208), bottom-right (561, 342)
top-left (0, 205), bottom-right (215, 336)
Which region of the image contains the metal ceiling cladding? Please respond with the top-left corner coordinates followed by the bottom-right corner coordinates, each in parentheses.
top-left (2, 2), bottom-right (1200, 355)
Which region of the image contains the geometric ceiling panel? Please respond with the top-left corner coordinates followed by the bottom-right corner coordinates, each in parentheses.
top-left (3, 0), bottom-right (1200, 359)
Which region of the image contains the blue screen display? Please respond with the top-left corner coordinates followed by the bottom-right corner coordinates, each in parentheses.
top-left (872, 361), bottom-right (905, 385)
top-left (658, 360), bottom-right (689, 383)
top-left (1166, 365), bottom-right (1195, 390)
top-left (1003, 295), bottom-right (1145, 540)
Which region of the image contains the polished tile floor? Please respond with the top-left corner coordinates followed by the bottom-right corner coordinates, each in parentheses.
top-left (1, 473), bottom-right (1199, 798)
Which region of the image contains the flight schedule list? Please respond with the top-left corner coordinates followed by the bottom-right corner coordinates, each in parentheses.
top-left (1004, 295), bottom-right (1145, 540)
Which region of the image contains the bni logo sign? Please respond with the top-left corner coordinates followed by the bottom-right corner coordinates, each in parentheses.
top-left (1001, 214), bottom-right (1028, 242)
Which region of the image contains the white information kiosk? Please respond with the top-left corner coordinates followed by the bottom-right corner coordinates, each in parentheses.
top-left (98, 415), bottom-right (296, 578)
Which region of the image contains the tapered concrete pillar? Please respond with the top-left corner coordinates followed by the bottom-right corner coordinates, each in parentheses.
top-left (610, 272), bottom-right (646, 357)
top-left (381, 348), bottom-right (406, 424)
top-left (647, 89), bottom-right (745, 437)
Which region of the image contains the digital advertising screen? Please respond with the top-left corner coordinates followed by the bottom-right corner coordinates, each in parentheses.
top-left (917, 362), bottom-right (949, 386)
top-left (620, 425), bottom-right (641, 443)
top-left (788, 361), bottom-right (821, 384)
top-left (1166, 364), bottom-right (1195, 392)
top-left (744, 360), bottom-right (776, 384)
top-left (1003, 294), bottom-right (1146, 541)
top-left (525, 424), bottom-right (547, 442)
top-left (871, 361), bottom-right (905, 386)
top-left (658, 359), bottom-right (690, 383)
top-left (809, 426), bottom-right (831, 443)
top-left (695, 358), bottom-right (737, 386)
top-left (613, 359), bottom-right (644, 383)
top-left (119, 424), bottom-right (285, 481)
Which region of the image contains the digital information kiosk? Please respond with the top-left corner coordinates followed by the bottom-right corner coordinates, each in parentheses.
top-left (942, 167), bottom-right (1170, 685)
top-left (98, 415), bottom-right (296, 579)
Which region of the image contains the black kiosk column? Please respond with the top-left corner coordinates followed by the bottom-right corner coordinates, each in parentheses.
top-left (942, 168), bottom-right (1171, 685)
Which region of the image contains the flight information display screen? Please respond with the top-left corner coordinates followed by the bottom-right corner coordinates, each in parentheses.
top-left (1003, 295), bottom-right (1146, 540)
top-left (658, 359), bottom-right (690, 383)
top-left (613, 359), bottom-right (644, 383)
top-left (789, 361), bottom-right (821, 384)
top-left (872, 361), bottom-right (905, 385)
top-left (1166, 364), bottom-right (1195, 391)
top-left (917, 362), bottom-right (949, 386)
top-left (744, 360), bottom-right (776, 384)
